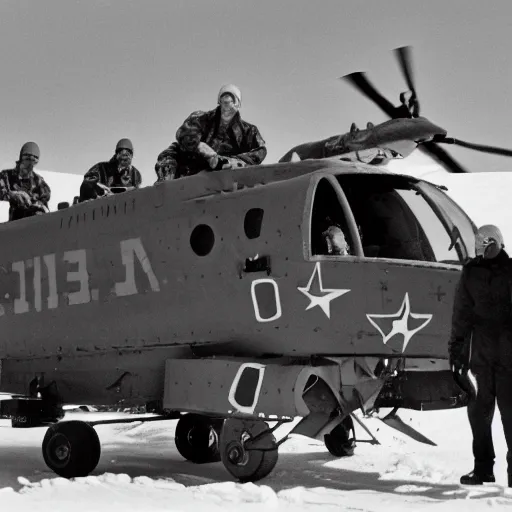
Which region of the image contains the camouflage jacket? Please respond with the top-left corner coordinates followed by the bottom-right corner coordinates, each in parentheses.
top-left (84, 156), bottom-right (142, 188)
top-left (0, 166), bottom-right (51, 220)
top-left (155, 107), bottom-right (267, 181)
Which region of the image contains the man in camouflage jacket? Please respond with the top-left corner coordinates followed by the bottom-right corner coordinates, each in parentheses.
top-left (79, 138), bottom-right (142, 202)
top-left (0, 141), bottom-right (51, 221)
top-left (154, 84), bottom-right (267, 182)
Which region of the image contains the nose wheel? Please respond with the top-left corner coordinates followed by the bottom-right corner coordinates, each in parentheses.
top-left (219, 418), bottom-right (278, 482)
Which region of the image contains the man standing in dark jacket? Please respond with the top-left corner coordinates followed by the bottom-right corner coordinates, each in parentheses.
top-left (154, 84), bottom-right (267, 182)
top-left (0, 142), bottom-right (51, 221)
top-left (79, 138), bottom-right (142, 202)
top-left (449, 224), bottom-right (512, 486)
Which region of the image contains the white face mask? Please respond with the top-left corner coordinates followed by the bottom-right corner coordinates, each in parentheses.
top-left (475, 235), bottom-right (500, 259)
top-left (20, 153), bottom-right (38, 171)
top-left (219, 94), bottom-right (239, 117)
top-left (116, 149), bottom-right (133, 169)
top-left (475, 225), bottom-right (504, 259)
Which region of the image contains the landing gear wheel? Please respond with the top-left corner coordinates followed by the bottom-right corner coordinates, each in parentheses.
top-left (42, 420), bottom-right (101, 478)
top-left (175, 414), bottom-right (223, 464)
top-left (324, 415), bottom-right (356, 457)
top-left (219, 418), bottom-right (278, 482)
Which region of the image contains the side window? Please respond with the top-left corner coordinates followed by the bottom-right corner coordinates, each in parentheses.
top-left (394, 189), bottom-right (459, 263)
top-left (310, 178), bottom-right (353, 256)
top-left (244, 208), bottom-right (264, 239)
top-left (338, 175), bottom-right (461, 263)
top-left (417, 182), bottom-right (476, 261)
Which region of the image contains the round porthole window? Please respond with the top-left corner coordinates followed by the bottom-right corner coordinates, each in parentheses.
top-left (190, 224), bottom-right (215, 256)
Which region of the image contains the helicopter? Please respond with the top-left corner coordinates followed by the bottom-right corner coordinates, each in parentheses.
top-left (1, 47), bottom-right (512, 484)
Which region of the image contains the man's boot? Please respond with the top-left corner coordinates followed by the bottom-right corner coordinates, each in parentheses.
top-left (460, 470), bottom-right (495, 485)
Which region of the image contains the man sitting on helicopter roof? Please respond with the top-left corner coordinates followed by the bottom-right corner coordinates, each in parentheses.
top-left (79, 138), bottom-right (142, 202)
top-left (154, 84), bottom-right (267, 182)
top-left (0, 142), bottom-right (51, 221)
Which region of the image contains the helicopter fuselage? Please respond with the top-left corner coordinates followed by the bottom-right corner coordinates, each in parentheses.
top-left (0, 159), bottom-right (474, 406)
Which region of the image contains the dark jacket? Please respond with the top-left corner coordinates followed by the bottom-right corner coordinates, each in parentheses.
top-left (449, 250), bottom-right (512, 370)
top-left (155, 107), bottom-right (267, 181)
top-left (0, 166), bottom-right (51, 220)
top-left (84, 156), bottom-right (142, 188)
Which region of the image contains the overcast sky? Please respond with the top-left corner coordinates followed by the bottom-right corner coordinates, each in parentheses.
top-left (1, 0), bottom-right (512, 187)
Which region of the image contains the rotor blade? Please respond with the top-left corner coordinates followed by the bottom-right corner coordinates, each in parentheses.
top-left (419, 141), bottom-right (469, 173)
top-left (394, 46), bottom-right (416, 96)
top-left (394, 46), bottom-right (420, 117)
top-left (438, 137), bottom-right (512, 158)
top-left (342, 72), bottom-right (397, 118)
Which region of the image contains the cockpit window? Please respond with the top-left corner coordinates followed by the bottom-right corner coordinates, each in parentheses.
top-left (416, 181), bottom-right (477, 261)
top-left (310, 178), bottom-right (354, 256)
top-left (337, 174), bottom-right (470, 264)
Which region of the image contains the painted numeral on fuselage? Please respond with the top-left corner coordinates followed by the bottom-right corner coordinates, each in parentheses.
top-left (115, 238), bottom-right (160, 297)
top-left (63, 249), bottom-right (91, 306)
top-left (43, 253), bottom-right (58, 309)
top-left (12, 260), bottom-right (29, 314)
top-left (6, 237), bottom-right (159, 316)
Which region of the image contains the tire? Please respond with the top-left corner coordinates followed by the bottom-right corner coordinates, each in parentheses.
top-left (175, 414), bottom-right (222, 464)
top-left (219, 418), bottom-right (279, 482)
top-left (324, 415), bottom-right (356, 457)
top-left (42, 420), bottom-right (101, 478)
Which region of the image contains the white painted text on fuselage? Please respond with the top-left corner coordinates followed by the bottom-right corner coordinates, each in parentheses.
top-left (0, 237), bottom-right (159, 317)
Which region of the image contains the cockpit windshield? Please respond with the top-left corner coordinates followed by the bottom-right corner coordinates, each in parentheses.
top-left (318, 174), bottom-right (476, 264)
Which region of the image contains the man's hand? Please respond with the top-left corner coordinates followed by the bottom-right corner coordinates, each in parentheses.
top-left (221, 157), bottom-right (246, 169)
top-left (449, 345), bottom-right (472, 381)
top-left (213, 156), bottom-right (247, 170)
top-left (450, 350), bottom-right (478, 400)
top-left (9, 190), bottom-right (32, 208)
top-left (197, 142), bottom-right (220, 169)
top-left (155, 158), bottom-right (176, 180)
top-left (96, 183), bottom-right (113, 196)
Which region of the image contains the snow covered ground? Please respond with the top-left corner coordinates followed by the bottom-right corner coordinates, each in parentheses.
top-left (1, 407), bottom-right (511, 511)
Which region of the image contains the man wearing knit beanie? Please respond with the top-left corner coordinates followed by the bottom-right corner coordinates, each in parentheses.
top-left (154, 84), bottom-right (267, 182)
top-left (449, 224), bottom-right (512, 487)
top-left (79, 138), bottom-right (142, 202)
top-left (0, 141), bottom-right (51, 221)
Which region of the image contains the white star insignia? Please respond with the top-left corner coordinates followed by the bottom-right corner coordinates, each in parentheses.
top-left (297, 262), bottom-right (350, 318)
top-left (366, 293), bottom-right (433, 352)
